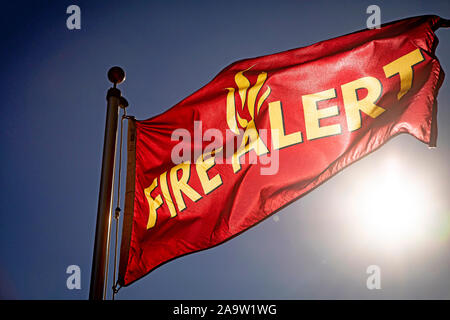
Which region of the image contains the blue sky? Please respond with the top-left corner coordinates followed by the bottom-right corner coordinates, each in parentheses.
top-left (0, 0), bottom-right (449, 299)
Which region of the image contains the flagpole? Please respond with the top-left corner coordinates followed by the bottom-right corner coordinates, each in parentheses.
top-left (89, 67), bottom-right (126, 300)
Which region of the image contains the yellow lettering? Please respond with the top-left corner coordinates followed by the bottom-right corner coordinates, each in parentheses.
top-left (232, 121), bottom-right (269, 173)
top-left (196, 154), bottom-right (223, 195)
top-left (269, 101), bottom-right (302, 149)
top-left (383, 48), bottom-right (424, 100)
top-left (303, 88), bottom-right (341, 140)
top-left (342, 76), bottom-right (385, 132)
top-left (160, 171), bottom-right (177, 218)
top-left (144, 177), bottom-right (162, 229)
top-left (170, 163), bottom-right (202, 212)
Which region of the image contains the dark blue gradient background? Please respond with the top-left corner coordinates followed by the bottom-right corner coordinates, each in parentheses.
top-left (0, 0), bottom-right (449, 299)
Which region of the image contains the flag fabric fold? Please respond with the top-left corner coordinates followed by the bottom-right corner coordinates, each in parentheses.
top-left (119, 15), bottom-right (448, 286)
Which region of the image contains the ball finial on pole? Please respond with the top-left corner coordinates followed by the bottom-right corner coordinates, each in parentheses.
top-left (108, 66), bottom-right (126, 87)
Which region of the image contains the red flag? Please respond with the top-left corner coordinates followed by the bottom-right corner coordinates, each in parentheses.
top-left (119, 15), bottom-right (448, 286)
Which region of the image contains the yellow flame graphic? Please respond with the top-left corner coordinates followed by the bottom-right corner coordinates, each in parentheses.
top-left (226, 68), bottom-right (271, 134)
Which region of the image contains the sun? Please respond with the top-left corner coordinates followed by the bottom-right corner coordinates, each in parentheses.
top-left (352, 157), bottom-right (430, 251)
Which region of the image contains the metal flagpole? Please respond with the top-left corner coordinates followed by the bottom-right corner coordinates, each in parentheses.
top-left (89, 67), bottom-right (126, 300)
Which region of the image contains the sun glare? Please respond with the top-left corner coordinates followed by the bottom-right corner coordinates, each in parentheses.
top-left (353, 158), bottom-right (430, 250)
